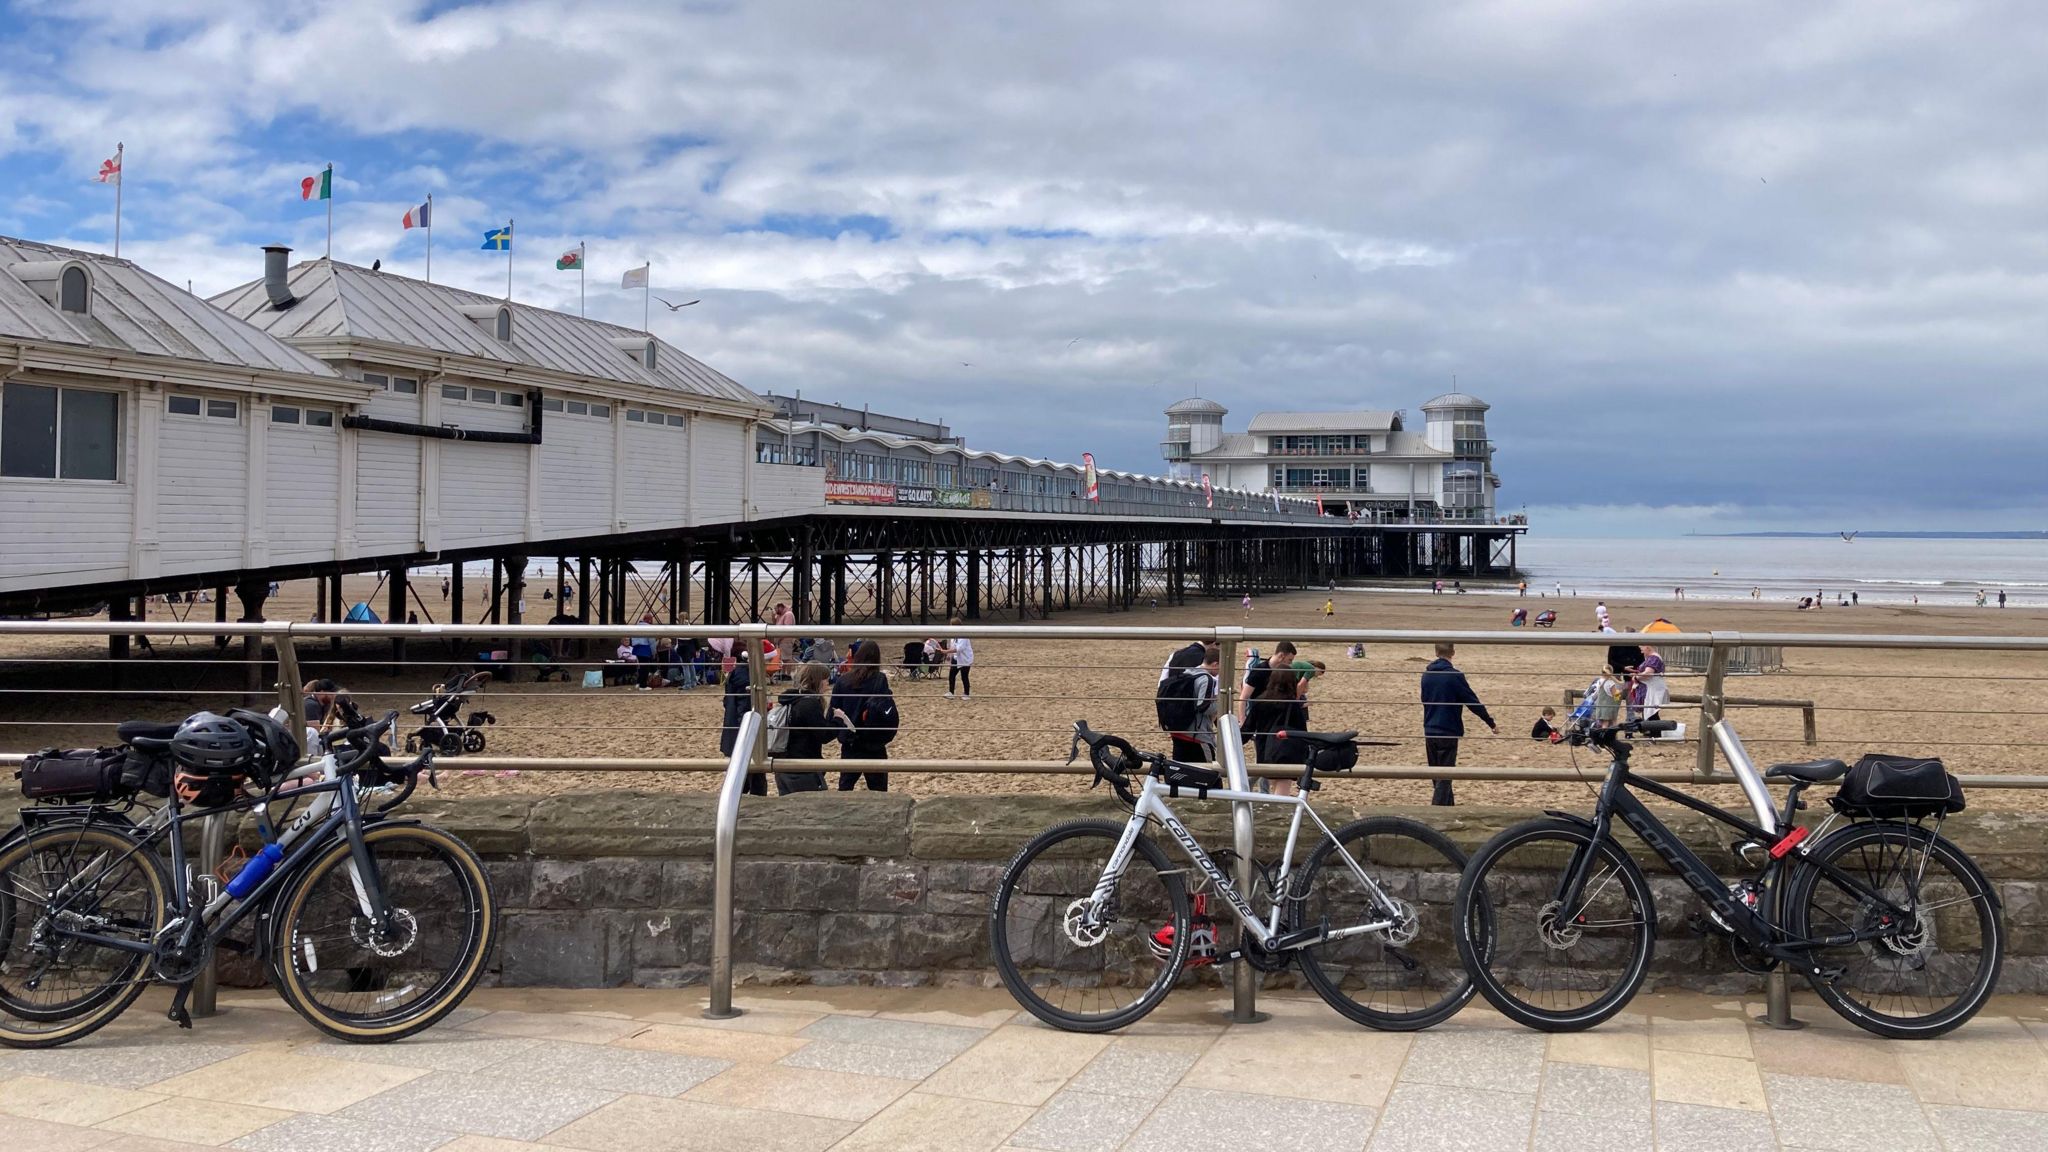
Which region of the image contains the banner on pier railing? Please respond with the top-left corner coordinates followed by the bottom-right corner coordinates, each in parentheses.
top-left (824, 480), bottom-right (897, 505)
top-left (1082, 452), bottom-right (1099, 502)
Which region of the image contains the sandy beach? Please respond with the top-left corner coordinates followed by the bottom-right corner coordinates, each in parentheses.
top-left (4, 574), bottom-right (2046, 812)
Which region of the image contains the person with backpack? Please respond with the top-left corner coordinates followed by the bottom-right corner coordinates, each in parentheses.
top-left (1157, 642), bottom-right (1221, 762)
top-left (719, 641), bottom-right (763, 795)
top-left (1238, 639), bottom-right (1297, 725)
top-left (1245, 666), bottom-right (1310, 795)
top-left (767, 662), bottom-right (830, 794)
top-left (832, 640), bottom-right (898, 791)
top-left (1420, 642), bottom-right (1495, 807)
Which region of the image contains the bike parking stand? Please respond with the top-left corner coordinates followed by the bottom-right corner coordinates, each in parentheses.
top-left (1217, 714), bottom-right (1270, 1025)
top-left (1756, 968), bottom-right (1806, 1030)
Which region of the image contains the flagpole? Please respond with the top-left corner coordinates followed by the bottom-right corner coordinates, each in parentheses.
top-left (425, 193), bottom-right (433, 283)
top-left (506, 219), bottom-right (514, 299)
top-left (579, 242), bottom-right (586, 318)
top-left (643, 263), bottom-right (651, 332)
top-left (324, 163), bottom-right (334, 259)
top-left (113, 142), bottom-right (123, 258)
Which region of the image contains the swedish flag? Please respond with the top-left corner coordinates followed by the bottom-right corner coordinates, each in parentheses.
top-left (480, 225), bottom-right (513, 251)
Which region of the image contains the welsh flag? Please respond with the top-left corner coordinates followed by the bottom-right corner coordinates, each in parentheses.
top-left (556, 248), bottom-right (582, 270)
top-left (300, 168), bottom-right (331, 201)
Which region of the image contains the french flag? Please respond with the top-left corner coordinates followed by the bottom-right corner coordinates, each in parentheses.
top-left (401, 200), bottom-right (431, 230)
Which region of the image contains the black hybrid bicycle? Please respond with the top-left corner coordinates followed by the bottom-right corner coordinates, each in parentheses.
top-left (0, 711), bottom-right (496, 1048)
top-left (1454, 717), bottom-right (2002, 1039)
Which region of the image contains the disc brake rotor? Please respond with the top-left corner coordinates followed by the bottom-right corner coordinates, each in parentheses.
top-left (1378, 897), bottom-right (1422, 948)
top-left (1536, 900), bottom-right (1583, 950)
top-left (1062, 898), bottom-right (1110, 948)
top-left (351, 908), bottom-right (420, 958)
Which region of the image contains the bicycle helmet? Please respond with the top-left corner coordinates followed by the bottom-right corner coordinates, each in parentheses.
top-left (227, 708), bottom-right (301, 785)
top-left (170, 711), bottom-right (255, 772)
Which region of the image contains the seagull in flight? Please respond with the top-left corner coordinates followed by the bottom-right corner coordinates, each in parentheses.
top-left (1840, 531), bottom-right (1858, 542)
top-left (653, 295), bottom-right (700, 311)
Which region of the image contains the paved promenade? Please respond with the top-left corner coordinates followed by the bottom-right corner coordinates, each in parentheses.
top-left (2, 986), bottom-right (2045, 1151)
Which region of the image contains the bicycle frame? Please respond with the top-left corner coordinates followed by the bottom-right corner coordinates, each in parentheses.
top-left (1553, 728), bottom-right (1920, 966)
top-left (1092, 773), bottom-right (1400, 948)
top-left (30, 753), bottom-right (396, 967)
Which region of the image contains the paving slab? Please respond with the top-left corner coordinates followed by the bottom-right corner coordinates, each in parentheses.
top-left (1367, 1082), bottom-right (1534, 1152)
top-left (1127, 1086), bottom-right (1376, 1152)
top-left (333, 1071), bottom-right (616, 1141)
top-left (1763, 1072), bottom-right (1938, 1151)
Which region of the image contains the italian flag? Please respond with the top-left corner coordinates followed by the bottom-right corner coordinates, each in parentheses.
top-left (300, 168), bottom-right (331, 201)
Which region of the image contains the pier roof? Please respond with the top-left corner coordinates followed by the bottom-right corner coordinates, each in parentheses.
top-left (0, 236), bottom-right (336, 379)
top-left (213, 258), bottom-right (767, 411)
top-left (1245, 410), bottom-right (1400, 434)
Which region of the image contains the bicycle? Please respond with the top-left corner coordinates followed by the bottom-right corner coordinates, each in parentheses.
top-left (1453, 717), bottom-right (2002, 1039)
top-left (0, 711), bottom-right (496, 1049)
top-left (988, 721), bottom-right (1477, 1033)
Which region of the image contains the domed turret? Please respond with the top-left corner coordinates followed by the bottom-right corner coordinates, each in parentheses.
top-left (1162, 397), bottom-right (1227, 479)
top-left (1423, 392), bottom-right (1492, 520)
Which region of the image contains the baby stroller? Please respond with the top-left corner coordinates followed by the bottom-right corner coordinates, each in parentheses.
top-left (901, 641), bottom-right (930, 680)
top-left (1533, 609), bottom-right (1558, 628)
top-left (406, 669), bottom-right (496, 755)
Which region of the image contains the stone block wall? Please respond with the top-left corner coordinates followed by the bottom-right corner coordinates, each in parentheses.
top-left (363, 791), bottom-right (2048, 995)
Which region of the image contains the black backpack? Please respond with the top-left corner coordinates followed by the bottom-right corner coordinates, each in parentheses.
top-left (1156, 669), bottom-right (1210, 735)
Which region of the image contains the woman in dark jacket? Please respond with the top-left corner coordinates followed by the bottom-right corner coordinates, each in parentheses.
top-left (1243, 667), bottom-right (1309, 796)
top-left (773, 662), bottom-right (831, 794)
top-left (719, 641), bottom-right (764, 796)
top-left (831, 640), bottom-right (897, 792)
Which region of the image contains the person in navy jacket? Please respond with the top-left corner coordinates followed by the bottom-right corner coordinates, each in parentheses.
top-left (1420, 642), bottom-right (1495, 806)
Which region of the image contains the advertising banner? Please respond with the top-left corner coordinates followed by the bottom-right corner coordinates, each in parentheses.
top-left (934, 488), bottom-right (974, 509)
top-left (1201, 474), bottom-right (1214, 509)
top-left (1082, 452), bottom-right (1099, 502)
top-left (970, 489), bottom-right (994, 510)
top-left (825, 480), bottom-right (897, 505)
top-left (896, 486), bottom-right (937, 506)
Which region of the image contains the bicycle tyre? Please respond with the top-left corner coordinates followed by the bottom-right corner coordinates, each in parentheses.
top-left (1782, 820), bottom-right (2002, 1039)
top-left (0, 824), bottom-right (167, 1048)
top-left (1294, 816), bottom-right (1477, 1031)
top-left (269, 822), bottom-right (495, 1043)
top-left (991, 819), bottom-right (1189, 1033)
top-left (1455, 818), bottom-right (1656, 1032)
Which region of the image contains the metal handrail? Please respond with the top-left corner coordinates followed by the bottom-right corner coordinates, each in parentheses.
top-left (706, 709), bottom-right (761, 1020)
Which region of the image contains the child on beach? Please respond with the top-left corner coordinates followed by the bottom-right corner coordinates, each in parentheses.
top-left (1589, 670), bottom-right (1623, 728)
top-left (1323, 598), bottom-right (1335, 619)
top-left (1530, 707), bottom-right (1557, 741)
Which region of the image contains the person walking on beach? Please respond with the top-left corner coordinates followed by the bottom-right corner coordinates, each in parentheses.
top-left (941, 618), bottom-right (974, 699)
top-left (1322, 597), bottom-right (1335, 620)
top-left (719, 641), bottom-right (763, 795)
top-left (1159, 643), bottom-right (1222, 763)
top-left (1595, 600), bottom-right (1610, 630)
top-left (832, 640), bottom-right (898, 791)
top-left (2000, 590), bottom-right (2008, 608)
top-left (772, 663), bottom-right (831, 794)
top-left (1421, 643), bottom-right (1494, 806)
top-left (441, 577), bottom-right (449, 601)
top-left (1517, 581), bottom-right (1527, 597)
top-left (1241, 592), bottom-right (1253, 619)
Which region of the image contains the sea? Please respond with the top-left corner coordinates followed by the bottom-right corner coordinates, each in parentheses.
top-left (1507, 536), bottom-right (2047, 607)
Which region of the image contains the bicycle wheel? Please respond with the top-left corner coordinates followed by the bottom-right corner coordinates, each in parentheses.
top-left (991, 819), bottom-right (1189, 1032)
top-left (1455, 818), bottom-right (1655, 1031)
top-left (270, 823), bottom-right (495, 1043)
top-left (1294, 816), bottom-right (1476, 1031)
top-left (1783, 821), bottom-right (2002, 1039)
top-left (0, 824), bottom-right (166, 1048)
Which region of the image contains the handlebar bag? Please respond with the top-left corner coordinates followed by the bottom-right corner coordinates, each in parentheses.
top-left (19, 747), bottom-right (130, 800)
top-left (1832, 754), bottom-right (1964, 818)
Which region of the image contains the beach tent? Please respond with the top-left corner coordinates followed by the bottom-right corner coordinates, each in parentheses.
top-left (343, 602), bottom-right (380, 624)
top-left (1643, 618), bottom-right (1682, 634)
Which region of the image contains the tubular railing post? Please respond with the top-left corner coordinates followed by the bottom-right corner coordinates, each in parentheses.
top-left (1216, 709), bottom-right (1264, 1025)
top-left (1696, 635), bottom-right (1733, 779)
top-left (747, 631), bottom-right (769, 778)
top-left (707, 709), bottom-right (763, 1020)
top-left (271, 624), bottom-right (301, 721)
top-left (191, 812), bottom-right (226, 1018)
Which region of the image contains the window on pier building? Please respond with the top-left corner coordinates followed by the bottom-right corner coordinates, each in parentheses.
top-left (1, 382), bottom-right (119, 481)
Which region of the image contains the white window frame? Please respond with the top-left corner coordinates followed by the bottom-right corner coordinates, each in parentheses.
top-left (0, 381), bottom-right (122, 483)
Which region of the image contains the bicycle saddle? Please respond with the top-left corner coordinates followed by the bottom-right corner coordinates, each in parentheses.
top-left (1278, 730), bottom-right (1358, 748)
top-left (1765, 758), bottom-right (1848, 783)
top-left (118, 720), bottom-right (181, 750)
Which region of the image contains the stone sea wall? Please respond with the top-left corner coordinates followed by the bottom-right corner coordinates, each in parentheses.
top-left (359, 791), bottom-right (2048, 994)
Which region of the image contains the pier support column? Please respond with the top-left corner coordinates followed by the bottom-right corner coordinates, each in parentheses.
top-left (236, 578), bottom-right (271, 703)
top-left (108, 597), bottom-right (132, 690)
top-left (330, 569), bottom-right (346, 651)
top-left (386, 566), bottom-right (408, 674)
top-left (965, 549), bottom-right (981, 620)
top-left (946, 551), bottom-right (959, 620)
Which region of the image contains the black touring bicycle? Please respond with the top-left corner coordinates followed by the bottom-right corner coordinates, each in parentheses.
top-left (3, 708), bottom-right (495, 1048)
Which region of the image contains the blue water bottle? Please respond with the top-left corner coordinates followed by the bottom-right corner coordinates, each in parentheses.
top-left (225, 842), bottom-right (285, 900)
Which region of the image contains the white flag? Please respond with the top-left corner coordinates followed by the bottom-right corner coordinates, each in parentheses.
top-left (621, 264), bottom-right (649, 289)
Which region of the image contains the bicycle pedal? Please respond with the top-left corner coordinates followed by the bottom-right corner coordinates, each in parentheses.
top-left (166, 984), bottom-right (193, 1030)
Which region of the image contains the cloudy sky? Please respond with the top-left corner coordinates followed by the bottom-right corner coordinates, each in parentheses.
top-left (2, 1), bottom-right (2043, 534)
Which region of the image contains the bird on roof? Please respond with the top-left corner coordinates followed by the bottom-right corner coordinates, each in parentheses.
top-left (371, 259), bottom-right (381, 272)
top-left (653, 295), bottom-right (699, 310)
